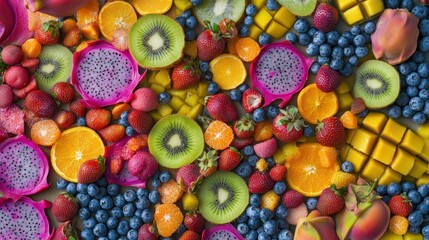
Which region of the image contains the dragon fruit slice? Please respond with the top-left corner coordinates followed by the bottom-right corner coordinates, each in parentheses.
top-left (70, 40), bottom-right (146, 108)
top-left (202, 224), bottom-right (244, 240)
top-left (250, 41), bottom-right (314, 108)
top-left (0, 135), bottom-right (49, 200)
top-left (0, 0), bottom-right (32, 46)
top-left (0, 197), bottom-right (52, 239)
top-left (105, 137), bottom-right (147, 188)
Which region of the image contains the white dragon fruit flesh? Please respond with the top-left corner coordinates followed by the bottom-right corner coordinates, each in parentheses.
top-left (0, 197), bottom-right (52, 240)
top-left (0, 135), bottom-right (49, 200)
top-left (70, 40), bottom-right (146, 108)
top-left (202, 224), bottom-right (244, 240)
top-left (250, 41), bottom-right (314, 108)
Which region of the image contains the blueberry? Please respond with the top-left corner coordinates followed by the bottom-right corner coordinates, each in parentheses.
top-left (266, 0), bottom-right (279, 11)
top-left (413, 112), bottom-right (427, 124)
top-left (203, 71), bottom-right (213, 81)
top-left (175, 224), bottom-right (187, 236)
top-left (407, 86), bottom-right (419, 97)
top-left (207, 82), bottom-right (219, 94)
top-left (56, 178), bottom-right (68, 190)
top-left (403, 105), bottom-right (416, 118)
top-left (181, 10), bottom-right (192, 18)
top-left (123, 203), bottom-right (136, 217)
top-left (303, 126), bottom-right (314, 137)
top-left (77, 117), bottom-right (86, 126)
top-left (120, 111), bottom-right (129, 120)
top-left (95, 209), bottom-right (109, 223)
top-left (148, 190), bottom-right (160, 204)
top-left (409, 97), bottom-right (424, 111)
top-left (141, 209), bottom-right (154, 223)
top-left (84, 217), bottom-right (97, 229)
top-left (355, 46), bottom-right (368, 58)
top-left (308, 27), bottom-right (317, 37)
top-left (376, 185), bottom-right (387, 195)
top-left (381, 195), bottom-right (391, 204)
top-left (312, 31), bottom-right (326, 45)
top-left (158, 92), bottom-right (171, 104)
top-left (419, 37), bottom-right (429, 52)
top-left (258, 33), bottom-right (271, 46)
top-left (190, 0), bottom-right (202, 5)
top-left (275, 204), bottom-right (288, 218)
top-left (263, 220), bottom-right (278, 235)
top-left (408, 210), bottom-right (424, 227)
top-left (348, 55), bottom-right (359, 66)
top-left (340, 62), bottom-right (354, 77)
top-left (99, 196), bottom-right (114, 210)
top-left (406, 72), bottom-right (421, 86)
top-left (117, 220), bottom-right (130, 236)
top-left (341, 45), bottom-right (354, 58)
top-left (298, 33), bottom-right (311, 46)
top-left (267, 157), bottom-right (276, 168)
top-left (399, 62), bottom-right (412, 75)
top-left (331, 46), bottom-right (343, 59)
top-left (293, 18), bottom-right (310, 33)
top-left (337, 36), bottom-right (349, 48)
top-left (66, 182), bottom-right (77, 195)
top-left (124, 190), bottom-right (137, 204)
top-left (97, 187), bottom-right (107, 199)
top-left (424, 101), bottom-right (429, 115)
top-left (244, 16), bottom-right (253, 26)
top-left (408, 190), bottom-right (422, 205)
top-left (77, 183), bottom-right (88, 194)
top-left (420, 19), bottom-right (429, 37)
top-left (260, 208), bottom-right (274, 222)
top-left (387, 182), bottom-right (402, 196)
top-left (267, 105), bottom-right (279, 118)
top-left (400, 182), bottom-right (415, 193)
top-left (250, 194), bottom-right (261, 207)
top-left (107, 217), bottom-right (119, 229)
top-left (151, 179), bottom-right (161, 189)
top-left (237, 223), bottom-right (250, 235)
top-left (114, 194), bottom-right (126, 208)
top-left (87, 184), bottom-right (99, 197)
top-left (353, 34), bottom-right (366, 47)
top-left (136, 197), bottom-right (150, 210)
top-left (248, 217), bottom-right (261, 229)
top-left (318, 44), bottom-right (331, 57)
top-left (385, 0), bottom-right (400, 8)
top-left (239, 25), bottom-right (250, 37)
top-left (388, 105), bottom-right (402, 119)
top-left (118, 118), bottom-right (129, 127)
top-left (356, 108), bottom-right (369, 118)
top-left (246, 230), bottom-right (258, 240)
top-left (76, 193), bottom-right (91, 208)
top-left (423, 225), bottom-right (429, 237)
top-left (125, 126), bottom-right (135, 136)
top-left (110, 207), bottom-right (123, 219)
top-left (326, 31), bottom-right (341, 45)
top-left (341, 161), bottom-right (354, 173)
top-left (247, 155), bottom-right (259, 166)
top-left (127, 229), bottom-right (138, 240)
top-left (242, 146), bottom-right (254, 156)
top-left (79, 207), bottom-right (91, 220)
top-left (239, 83), bottom-right (249, 93)
top-left (310, 62), bottom-right (321, 74)
top-left (412, 5), bottom-right (428, 19)
top-left (252, 108), bottom-right (266, 122)
top-left (396, 92), bottom-right (409, 106)
top-left (199, 61), bottom-right (209, 73)
top-left (129, 216), bottom-right (142, 230)
top-left (418, 63), bottom-right (429, 78)
top-left (418, 184), bottom-right (429, 197)
top-left (285, 32), bottom-right (298, 43)
top-left (420, 89), bottom-right (429, 101)
top-left (81, 228), bottom-right (95, 240)
top-left (363, 21), bottom-right (376, 34)
top-left (330, 58), bottom-right (344, 71)
top-left (278, 229), bottom-right (293, 240)
top-left (350, 25), bottom-right (361, 35)
top-left (409, 225), bottom-right (421, 234)
top-left (246, 206), bottom-right (261, 218)
top-left (306, 43), bottom-right (319, 56)
top-left (246, 4), bottom-right (257, 16)
top-left (230, 89), bottom-right (242, 102)
top-left (185, 29), bottom-right (197, 41)
top-left (236, 214), bottom-right (249, 223)
top-left (236, 161), bottom-right (252, 178)
top-left (274, 182), bottom-right (287, 195)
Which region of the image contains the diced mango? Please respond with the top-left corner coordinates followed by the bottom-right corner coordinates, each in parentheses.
top-left (344, 147), bottom-right (368, 172)
top-left (403, 232), bottom-right (423, 240)
top-left (419, 139), bottom-right (429, 162)
top-left (361, 0), bottom-right (384, 18)
top-left (391, 148), bottom-right (415, 175)
top-left (264, 6), bottom-right (277, 16)
top-left (173, 0), bottom-right (192, 12)
top-left (350, 128), bottom-right (378, 155)
top-left (346, 129), bottom-right (357, 144)
top-left (334, 0), bottom-right (359, 11)
top-left (362, 111), bottom-right (388, 134)
top-left (417, 123), bottom-right (429, 138)
top-left (273, 148), bottom-right (286, 164)
top-left (254, 8), bottom-right (272, 30)
top-left (408, 157), bottom-right (427, 179)
top-left (251, 0), bottom-right (267, 9)
top-left (146, 71), bottom-right (157, 84)
top-left (157, 104), bottom-right (173, 117)
top-left (168, 89), bottom-right (187, 99)
top-left (185, 91), bottom-right (200, 106)
top-left (169, 96), bottom-right (184, 111)
top-left (338, 93), bottom-right (353, 110)
top-left (266, 21), bottom-right (288, 39)
top-left (371, 138), bottom-right (396, 165)
top-left (155, 69), bottom-right (171, 87)
top-left (417, 174), bottom-right (429, 186)
top-left (186, 103), bottom-right (203, 120)
top-left (197, 82), bottom-right (209, 97)
top-left (361, 158), bottom-right (386, 182)
top-left (400, 129), bottom-right (424, 155)
top-left (177, 104), bottom-right (192, 115)
top-left (273, 6), bottom-right (296, 28)
top-left (261, 190), bottom-right (280, 211)
top-left (249, 24), bottom-right (264, 40)
top-left (342, 5), bottom-right (365, 25)
top-left (379, 230), bottom-right (404, 240)
top-left (340, 145), bottom-right (351, 161)
top-left (336, 81), bottom-right (351, 95)
top-left (378, 167), bottom-right (402, 186)
top-left (150, 83), bottom-right (165, 94)
top-left (149, 111), bottom-right (163, 122)
top-left (381, 118), bottom-right (406, 144)
top-left (184, 41), bottom-right (197, 59)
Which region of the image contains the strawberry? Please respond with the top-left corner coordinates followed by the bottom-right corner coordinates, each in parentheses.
top-left (171, 59), bottom-right (201, 89)
top-left (179, 230), bottom-right (201, 240)
top-left (282, 189), bottom-right (304, 209)
top-left (54, 110), bottom-right (76, 129)
top-left (52, 82), bottom-right (75, 104)
top-left (127, 109), bottom-right (153, 134)
top-left (269, 164), bottom-right (286, 182)
top-left (218, 147), bottom-right (242, 171)
top-left (389, 193), bottom-right (412, 217)
top-left (196, 21), bottom-right (226, 61)
top-left (218, 18), bottom-right (238, 39)
top-left (69, 99), bottom-right (86, 117)
top-left (77, 156), bottom-right (106, 184)
top-left (63, 28), bottom-right (82, 47)
top-left (34, 20), bottom-right (62, 45)
top-left (315, 65), bottom-right (342, 92)
top-left (316, 185), bottom-right (346, 215)
top-left (138, 224), bottom-right (157, 240)
top-left (241, 88), bottom-right (263, 113)
top-left (197, 149), bottom-right (218, 177)
top-left (205, 93), bottom-right (239, 122)
top-left (24, 89), bottom-right (59, 118)
top-left (51, 221), bottom-right (79, 240)
top-left (316, 116), bottom-right (346, 148)
top-left (233, 114), bottom-right (255, 139)
top-left (51, 192), bottom-right (78, 222)
top-left (176, 164), bottom-right (203, 193)
top-left (350, 97), bottom-right (366, 115)
top-left (272, 106), bottom-right (306, 143)
top-left (110, 157), bottom-right (124, 176)
top-left (184, 212), bottom-right (205, 234)
top-left (312, 3), bottom-right (339, 32)
top-left (85, 108), bottom-right (111, 130)
top-left (99, 124), bottom-right (125, 143)
top-left (230, 137), bottom-right (253, 149)
top-left (248, 171), bottom-right (275, 194)
top-left (253, 137), bottom-right (277, 158)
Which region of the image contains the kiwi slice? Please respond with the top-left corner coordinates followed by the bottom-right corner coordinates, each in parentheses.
top-left (148, 114), bottom-right (204, 169)
top-left (353, 60), bottom-right (400, 109)
top-left (35, 45), bottom-right (72, 93)
top-left (193, 0), bottom-right (245, 26)
top-left (129, 14), bottom-right (185, 70)
top-left (277, 0), bottom-right (317, 16)
top-left (197, 171), bottom-right (249, 224)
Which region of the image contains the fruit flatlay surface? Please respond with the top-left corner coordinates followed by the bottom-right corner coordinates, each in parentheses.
top-left (3, 0), bottom-right (429, 239)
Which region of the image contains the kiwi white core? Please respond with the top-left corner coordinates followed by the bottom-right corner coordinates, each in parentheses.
top-left (40, 63), bottom-right (55, 75)
top-left (148, 33), bottom-right (164, 51)
top-left (366, 78), bottom-right (383, 90)
top-left (218, 188), bottom-right (229, 204)
top-left (167, 134), bottom-right (182, 148)
top-left (214, 0), bottom-right (228, 16)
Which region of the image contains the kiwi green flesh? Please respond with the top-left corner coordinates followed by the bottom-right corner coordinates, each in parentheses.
top-left (193, 0), bottom-right (245, 26)
top-left (35, 45), bottom-right (72, 93)
top-left (148, 114), bottom-right (204, 169)
top-left (197, 171), bottom-right (249, 224)
top-left (277, 0), bottom-right (317, 16)
top-left (353, 60), bottom-right (400, 109)
top-left (129, 14), bottom-right (185, 70)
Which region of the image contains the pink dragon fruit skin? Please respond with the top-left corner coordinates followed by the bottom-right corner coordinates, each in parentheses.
top-left (0, 135), bottom-right (49, 201)
top-left (250, 41), bottom-right (314, 108)
top-left (0, 197), bottom-right (53, 240)
top-left (26, 0), bottom-right (91, 18)
top-left (371, 9), bottom-right (419, 65)
top-left (0, 0), bottom-right (32, 46)
top-left (70, 40), bottom-right (146, 108)
top-left (202, 224), bottom-right (244, 240)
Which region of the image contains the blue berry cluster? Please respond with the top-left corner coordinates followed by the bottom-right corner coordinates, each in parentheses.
top-left (287, 18), bottom-right (376, 77)
top-left (117, 111), bottom-right (135, 137)
top-left (176, 10), bottom-right (199, 41)
top-left (386, 4), bottom-right (429, 124)
top-left (238, 4), bottom-right (272, 46)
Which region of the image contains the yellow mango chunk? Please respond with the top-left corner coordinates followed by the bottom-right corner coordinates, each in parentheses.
top-left (149, 111), bottom-right (163, 122)
top-left (334, 0), bottom-right (358, 11)
top-left (158, 104), bottom-right (173, 117)
top-left (379, 167), bottom-right (402, 186)
top-left (338, 93), bottom-right (353, 110)
top-left (408, 157), bottom-right (427, 179)
top-left (184, 91), bottom-right (199, 107)
top-left (371, 138), bottom-right (396, 165)
top-left (169, 96), bottom-right (184, 111)
top-left (254, 8), bottom-right (272, 30)
top-left (344, 147), bottom-right (368, 172)
top-left (419, 139), bottom-right (429, 162)
top-left (361, 158), bottom-right (386, 182)
top-left (400, 129), bottom-right (424, 155)
top-left (380, 230), bottom-right (404, 240)
top-left (350, 128), bottom-right (378, 155)
top-left (361, 0), bottom-right (384, 18)
top-left (251, 0), bottom-right (267, 9)
top-left (197, 82), bottom-right (208, 97)
top-left (177, 104), bottom-right (191, 115)
top-left (184, 41), bottom-right (197, 59)
top-left (273, 6), bottom-right (296, 28)
top-left (403, 232), bottom-right (423, 240)
top-left (417, 174), bottom-right (429, 186)
top-left (249, 24), bottom-right (264, 40)
top-left (168, 89), bottom-right (187, 99)
top-left (155, 69), bottom-right (171, 87)
top-left (173, 0), bottom-right (191, 12)
top-left (266, 21), bottom-right (288, 39)
top-left (417, 123), bottom-right (429, 138)
top-left (391, 148), bottom-right (415, 175)
top-left (150, 83), bottom-right (165, 94)
top-left (362, 111), bottom-right (388, 134)
top-left (346, 129), bottom-right (357, 144)
top-left (340, 145), bottom-right (351, 161)
top-left (381, 118), bottom-right (407, 144)
top-left (342, 5), bottom-right (365, 25)
top-left (261, 190), bottom-right (280, 211)
top-left (336, 81), bottom-right (351, 95)
top-left (186, 103), bottom-right (203, 120)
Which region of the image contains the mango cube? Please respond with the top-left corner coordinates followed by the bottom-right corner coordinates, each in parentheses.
top-left (338, 93), bottom-right (353, 110)
top-left (146, 71), bottom-right (157, 84)
top-left (173, 0), bottom-right (192, 12)
top-left (361, 0), bottom-right (384, 18)
top-left (408, 157), bottom-right (427, 179)
top-left (417, 123), bottom-right (429, 138)
top-left (254, 8), bottom-right (272, 30)
top-left (361, 158), bottom-right (386, 182)
top-left (149, 111), bottom-right (162, 122)
top-left (346, 129), bottom-right (357, 144)
top-left (334, 0), bottom-right (358, 11)
top-left (371, 138), bottom-right (396, 165)
top-left (342, 5), bottom-right (365, 25)
top-left (157, 104), bottom-right (173, 117)
top-left (273, 7), bottom-right (296, 28)
top-left (177, 104), bottom-right (191, 115)
top-left (391, 148), bottom-right (415, 175)
top-left (266, 21), bottom-right (288, 39)
top-left (251, 0), bottom-right (267, 9)
top-left (169, 96), bottom-right (184, 111)
top-left (168, 89), bottom-right (187, 99)
top-left (186, 103), bottom-right (203, 120)
top-left (344, 147), bottom-right (368, 172)
top-left (362, 112), bottom-right (388, 134)
top-left (197, 82), bottom-right (208, 97)
top-left (184, 91), bottom-right (199, 107)
top-left (340, 145), bottom-right (351, 161)
top-left (155, 70), bottom-right (171, 87)
top-left (417, 174), bottom-right (429, 186)
top-left (150, 83), bottom-right (165, 94)
top-left (184, 41), bottom-right (197, 59)
top-left (403, 232), bottom-right (423, 240)
top-left (249, 25), bottom-right (264, 40)
top-left (419, 139), bottom-right (429, 162)
top-left (378, 167), bottom-right (402, 186)
top-left (350, 128), bottom-right (378, 155)
top-left (400, 129), bottom-right (424, 155)
top-left (336, 81), bottom-right (351, 95)
top-left (380, 230), bottom-right (404, 240)
top-left (381, 118), bottom-right (406, 144)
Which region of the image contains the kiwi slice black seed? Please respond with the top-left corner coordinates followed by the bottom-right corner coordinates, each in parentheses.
top-left (193, 0), bottom-right (245, 26)
top-left (197, 171), bottom-right (249, 224)
top-left (353, 60), bottom-right (400, 109)
top-left (148, 114), bottom-right (204, 169)
top-left (35, 45), bottom-right (72, 93)
top-left (277, 0), bottom-right (317, 16)
top-left (129, 14), bottom-right (185, 70)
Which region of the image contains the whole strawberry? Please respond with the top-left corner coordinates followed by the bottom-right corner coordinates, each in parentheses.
top-left (205, 93), bottom-right (239, 122)
top-left (138, 224), bottom-right (157, 240)
top-left (312, 3), bottom-right (339, 32)
top-left (110, 157), bottom-right (124, 176)
top-left (241, 88), bottom-right (263, 113)
top-left (282, 189), bottom-right (304, 209)
top-left (99, 124), bottom-right (125, 143)
top-left (272, 106), bottom-right (306, 143)
top-left (233, 114), bottom-right (255, 139)
top-left (52, 82), bottom-right (75, 104)
top-left (34, 20), bottom-right (62, 45)
top-left (24, 89), bottom-right (59, 118)
top-left (248, 171), bottom-right (275, 194)
top-left (77, 156), bottom-right (106, 184)
top-left (85, 108), bottom-right (111, 130)
top-left (176, 164), bottom-right (203, 193)
top-left (128, 109), bottom-right (153, 134)
top-left (315, 65), bottom-right (342, 92)
top-left (269, 164), bottom-right (286, 182)
top-left (54, 110), bottom-right (76, 129)
top-left (316, 185), bottom-right (346, 215)
top-left (316, 116), bottom-right (346, 148)
top-left (218, 147), bottom-right (242, 171)
top-left (389, 193), bottom-right (412, 217)
top-left (51, 192), bottom-right (78, 222)
top-left (197, 21), bottom-right (226, 61)
top-left (184, 212), bottom-right (205, 234)
top-left (69, 99), bottom-right (86, 117)
top-left (171, 59), bottom-right (201, 89)
top-left (63, 28), bottom-right (81, 47)
top-left (51, 221), bottom-right (79, 240)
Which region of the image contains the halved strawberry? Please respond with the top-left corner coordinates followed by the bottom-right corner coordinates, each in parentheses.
top-left (242, 88), bottom-right (263, 113)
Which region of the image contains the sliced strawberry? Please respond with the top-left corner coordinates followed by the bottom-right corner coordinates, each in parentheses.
top-left (242, 88), bottom-right (263, 113)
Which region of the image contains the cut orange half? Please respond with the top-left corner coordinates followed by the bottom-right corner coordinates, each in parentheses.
top-left (210, 54), bottom-right (247, 90)
top-left (131, 0), bottom-right (173, 15)
top-left (98, 1), bottom-right (137, 41)
top-left (204, 120), bottom-right (234, 150)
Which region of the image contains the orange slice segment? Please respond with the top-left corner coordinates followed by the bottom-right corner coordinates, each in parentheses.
top-left (154, 203), bottom-right (184, 237)
top-left (98, 1), bottom-right (137, 41)
top-left (204, 120), bottom-right (234, 150)
top-left (210, 54), bottom-right (247, 90)
top-left (30, 119), bottom-right (61, 147)
top-left (51, 127), bottom-right (105, 182)
top-left (76, 0), bottom-right (99, 28)
top-left (297, 83), bottom-right (339, 124)
top-left (131, 0), bottom-right (173, 15)
top-left (235, 37), bottom-right (261, 62)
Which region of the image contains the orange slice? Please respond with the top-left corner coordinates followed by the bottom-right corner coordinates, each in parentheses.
top-left (98, 1), bottom-right (137, 41)
top-left (210, 54), bottom-right (247, 90)
top-left (204, 120), bottom-right (234, 150)
top-left (51, 127), bottom-right (105, 182)
top-left (235, 37), bottom-right (261, 62)
top-left (297, 83), bottom-right (339, 124)
top-left (30, 119), bottom-right (61, 147)
top-left (76, 0), bottom-right (99, 28)
top-left (131, 0), bottom-right (173, 15)
top-left (286, 143), bottom-right (340, 197)
top-left (154, 203), bottom-right (184, 237)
